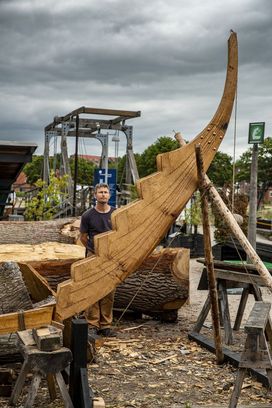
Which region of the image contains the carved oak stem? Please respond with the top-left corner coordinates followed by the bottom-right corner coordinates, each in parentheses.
top-left (195, 145), bottom-right (224, 364)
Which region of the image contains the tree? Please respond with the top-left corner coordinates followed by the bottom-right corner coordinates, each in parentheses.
top-left (24, 172), bottom-right (68, 220)
top-left (69, 157), bottom-right (96, 186)
top-left (137, 136), bottom-right (179, 177)
top-left (207, 151), bottom-right (233, 186)
top-left (23, 155), bottom-right (44, 184)
top-left (236, 137), bottom-right (272, 206)
top-left (212, 188), bottom-right (248, 243)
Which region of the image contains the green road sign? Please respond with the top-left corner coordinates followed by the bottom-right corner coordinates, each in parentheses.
top-left (248, 122), bottom-right (265, 144)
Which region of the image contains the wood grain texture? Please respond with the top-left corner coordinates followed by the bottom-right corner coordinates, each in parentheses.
top-left (114, 248), bottom-right (189, 313)
top-left (56, 32), bottom-right (238, 320)
top-left (0, 242), bottom-right (85, 262)
top-left (0, 218), bottom-right (76, 245)
top-left (0, 306), bottom-right (54, 334)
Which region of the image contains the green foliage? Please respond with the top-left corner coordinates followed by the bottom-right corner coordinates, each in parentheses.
top-left (137, 136), bottom-right (179, 177)
top-left (184, 193), bottom-right (202, 227)
top-left (236, 137), bottom-right (272, 185)
top-left (24, 172), bottom-right (68, 220)
top-left (212, 189), bottom-right (248, 243)
top-left (207, 151), bottom-right (233, 186)
top-left (69, 157), bottom-right (96, 186)
top-left (23, 155), bottom-right (44, 184)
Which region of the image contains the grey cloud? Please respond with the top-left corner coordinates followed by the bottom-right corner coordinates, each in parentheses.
top-left (0, 0), bottom-right (272, 159)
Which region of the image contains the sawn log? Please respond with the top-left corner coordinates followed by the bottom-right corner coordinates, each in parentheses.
top-left (30, 248), bottom-right (190, 321)
top-left (0, 218), bottom-right (76, 245)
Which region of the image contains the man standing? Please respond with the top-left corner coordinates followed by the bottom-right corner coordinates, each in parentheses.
top-left (80, 183), bottom-right (116, 337)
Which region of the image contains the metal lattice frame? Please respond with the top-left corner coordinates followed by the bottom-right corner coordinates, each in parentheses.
top-left (43, 107), bottom-right (141, 189)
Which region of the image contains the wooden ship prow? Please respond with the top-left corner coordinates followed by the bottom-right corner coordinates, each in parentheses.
top-left (55, 32), bottom-right (238, 320)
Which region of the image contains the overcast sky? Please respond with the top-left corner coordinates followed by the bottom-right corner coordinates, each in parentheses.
top-left (0, 0), bottom-right (271, 161)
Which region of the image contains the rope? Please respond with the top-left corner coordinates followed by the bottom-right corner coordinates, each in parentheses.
top-left (114, 233), bottom-right (183, 326)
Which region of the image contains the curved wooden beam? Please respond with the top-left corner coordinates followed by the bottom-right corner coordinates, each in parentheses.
top-left (56, 32), bottom-right (238, 320)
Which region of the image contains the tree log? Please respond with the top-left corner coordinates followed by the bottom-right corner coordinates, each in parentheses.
top-left (0, 262), bottom-right (33, 314)
top-left (114, 248), bottom-right (190, 321)
top-left (0, 242), bottom-right (85, 263)
top-left (29, 247), bottom-right (190, 322)
top-left (0, 218), bottom-right (77, 245)
top-left (0, 262), bottom-right (53, 363)
top-left (0, 334), bottom-right (22, 363)
top-left (0, 244), bottom-right (189, 329)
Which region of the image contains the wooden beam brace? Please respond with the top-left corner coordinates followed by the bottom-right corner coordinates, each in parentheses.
top-left (195, 144), bottom-right (224, 364)
top-left (203, 175), bottom-right (272, 292)
top-left (45, 107), bottom-right (140, 131)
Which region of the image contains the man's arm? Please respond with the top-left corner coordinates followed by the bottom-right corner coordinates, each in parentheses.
top-left (80, 232), bottom-right (88, 248)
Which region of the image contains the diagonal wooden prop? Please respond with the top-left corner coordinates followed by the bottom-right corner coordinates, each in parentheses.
top-left (201, 175), bottom-right (272, 292)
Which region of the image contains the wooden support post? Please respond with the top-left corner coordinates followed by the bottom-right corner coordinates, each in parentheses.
top-left (193, 294), bottom-right (211, 333)
top-left (233, 286), bottom-right (250, 331)
top-left (195, 145), bottom-right (224, 364)
top-left (69, 318), bottom-right (93, 408)
top-left (218, 280), bottom-right (234, 345)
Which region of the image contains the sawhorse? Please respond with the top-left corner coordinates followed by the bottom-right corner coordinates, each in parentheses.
top-left (229, 301), bottom-right (272, 407)
top-left (10, 329), bottom-right (73, 407)
top-left (194, 262), bottom-right (266, 345)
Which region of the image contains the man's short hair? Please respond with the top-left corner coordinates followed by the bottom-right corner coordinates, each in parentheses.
top-left (94, 183), bottom-right (110, 193)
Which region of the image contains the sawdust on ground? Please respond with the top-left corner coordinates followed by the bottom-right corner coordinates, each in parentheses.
top-left (0, 259), bottom-right (271, 408)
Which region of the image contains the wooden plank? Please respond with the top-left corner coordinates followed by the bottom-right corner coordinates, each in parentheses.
top-left (244, 302), bottom-right (271, 335)
top-left (17, 330), bottom-right (36, 347)
top-left (55, 33), bottom-right (238, 320)
top-left (19, 263), bottom-right (54, 301)
top-left (0, 306), bottom-right (54, 335)
top-left (197, 258), bottom-right (272, 274)
top-left (215, 269), bottom-right (264, 286)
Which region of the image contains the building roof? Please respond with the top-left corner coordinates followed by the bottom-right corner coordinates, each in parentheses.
top-left (0, 140), bottom-right (37, 216)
